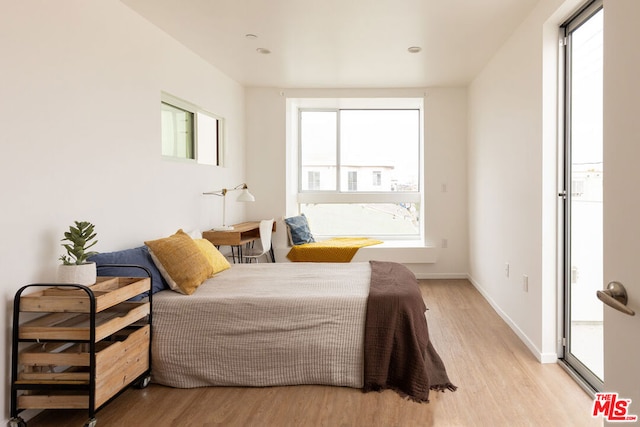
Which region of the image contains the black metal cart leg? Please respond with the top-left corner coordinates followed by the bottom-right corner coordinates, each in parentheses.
top-left (8, 417), bottom-right (27, 427)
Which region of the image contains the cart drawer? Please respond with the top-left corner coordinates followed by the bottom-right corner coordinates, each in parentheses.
top-left (19, 302), bottom-right (149, 341)
top-left (18, 393), bottom-right (89, 410)
top-left (95, 325), bottom-right (150, 407)
top-left (16, 326), bottom-right (149, 388)
top-left (19, 277), bottom-right (150, 313)
top-left (15, 326), bottom-right (150, 411)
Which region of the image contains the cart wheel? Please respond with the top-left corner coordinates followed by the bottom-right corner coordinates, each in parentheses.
top-left (136, 375), bottom-right (151, 389)
top-left (83, 418), bottom-right (97, 427)
top-left (8, 417), bottom-right (27, 427)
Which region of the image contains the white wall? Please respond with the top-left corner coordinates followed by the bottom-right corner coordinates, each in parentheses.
top-left (467, 0), bottom-right (583, 363)
top-left (244, 87), bottom-right (469, 278)
top-left (0, 0), bottom-right (245, 420)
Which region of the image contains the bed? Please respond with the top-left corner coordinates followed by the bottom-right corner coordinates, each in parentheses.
top-left (150, 260), bottom-right (455, 402)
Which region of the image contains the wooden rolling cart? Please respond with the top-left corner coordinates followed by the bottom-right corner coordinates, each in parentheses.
top-left (9, 266), bottom-right (152, 427)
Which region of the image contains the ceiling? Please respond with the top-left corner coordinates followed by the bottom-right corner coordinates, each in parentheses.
top-left (121, 0), bottom-right (539, 88)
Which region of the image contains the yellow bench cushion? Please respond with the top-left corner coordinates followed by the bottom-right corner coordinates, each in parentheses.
top-left (286, 237), bottom-right (383, 262)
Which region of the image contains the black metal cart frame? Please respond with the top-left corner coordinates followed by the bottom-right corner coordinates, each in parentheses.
top-left (9, 264), bottom-right (152, 427)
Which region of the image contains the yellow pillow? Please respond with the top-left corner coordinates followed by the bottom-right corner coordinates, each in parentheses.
top-left (194, 239), bottom-right (231, 276)
top-left (145, 229), bottom-right (213, 295)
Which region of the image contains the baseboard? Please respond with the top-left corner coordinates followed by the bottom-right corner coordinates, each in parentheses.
top-left (466, 274), bottom-right (557, 364)
top-left (414, 272), bottom-right (468, 280)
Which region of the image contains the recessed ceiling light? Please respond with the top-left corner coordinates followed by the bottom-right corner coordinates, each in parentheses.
top-left (245, 34), bottom-right (258, 39)
top-left (407, 46), bottom-right (422, 53)
top-left (256, 47), bottom-right (271, 54)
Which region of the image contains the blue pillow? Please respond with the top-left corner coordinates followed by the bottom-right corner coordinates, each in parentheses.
top-left (284, 214), bottom-right (315, 245)
top-left (88, 246), bottom-right (169, 297)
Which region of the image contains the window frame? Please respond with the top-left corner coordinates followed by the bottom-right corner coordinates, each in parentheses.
top-left (294, 102), bottom-right (424, 240)
top-left (160, 92), bottom-right (224, 166)
top-left (161, 101), bottom-right (194, 159)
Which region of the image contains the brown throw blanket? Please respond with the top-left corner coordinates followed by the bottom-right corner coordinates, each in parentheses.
top-left (363, 261), bottom-right (457, 402)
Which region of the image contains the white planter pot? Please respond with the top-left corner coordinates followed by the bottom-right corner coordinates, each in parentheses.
top-left (57, 262), bottom-right (97, 286)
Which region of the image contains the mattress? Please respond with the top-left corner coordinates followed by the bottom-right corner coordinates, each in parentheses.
top-left (151, 262), bottom-right (371, 388)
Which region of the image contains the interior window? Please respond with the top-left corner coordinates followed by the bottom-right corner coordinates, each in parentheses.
top-left (161, 102), bottom-right (194, 159)
top-left (161, 93), bottom-right (222, 166)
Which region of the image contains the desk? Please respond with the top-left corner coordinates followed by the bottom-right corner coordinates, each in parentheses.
top-left (203, 221), bottom-right (276, 263)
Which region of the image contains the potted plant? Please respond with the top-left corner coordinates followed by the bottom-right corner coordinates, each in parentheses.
top-left (57, 220), bottom-right (99, 286)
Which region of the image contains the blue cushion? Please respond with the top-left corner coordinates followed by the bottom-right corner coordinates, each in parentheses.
top-left (284, 214), bottom-right (315, 245)
top-left (88, 246), bottom-right (168, 298)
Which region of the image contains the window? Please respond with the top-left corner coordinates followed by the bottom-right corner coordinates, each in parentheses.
top-left (372, 171), bottom-right (382, 186)
top-left (297, 104), bottom-right (422, 239)
top-left (347, 171), bottom-right (358, 191)
top-left (307, 171), bottom-right (320, 190)
top-left (161, 102), bottom-right (193, 159)
top-left (571, 179), bottom-right (584, 197)
top-left (160, 93), bottom-right (223, 166)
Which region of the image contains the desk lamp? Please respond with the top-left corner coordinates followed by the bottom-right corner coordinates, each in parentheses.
top-left (203, 184), bottom-right (255, 231)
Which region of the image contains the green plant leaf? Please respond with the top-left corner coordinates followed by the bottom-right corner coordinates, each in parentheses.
top-left (60, 220), bottom-right (99, 264)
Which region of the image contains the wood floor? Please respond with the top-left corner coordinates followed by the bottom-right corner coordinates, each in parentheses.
top-left (27, 279), bottom-right (600, 427)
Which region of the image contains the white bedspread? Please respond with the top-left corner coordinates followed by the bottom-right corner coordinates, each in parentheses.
top-left (151, 262), bottom-right (371, 388)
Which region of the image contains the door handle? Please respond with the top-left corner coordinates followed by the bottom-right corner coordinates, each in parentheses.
top-left (597, 281), bottom-right (636, 316)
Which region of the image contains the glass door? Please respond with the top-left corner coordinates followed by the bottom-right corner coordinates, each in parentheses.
top-left (561, 1), bottom-right (604, 391)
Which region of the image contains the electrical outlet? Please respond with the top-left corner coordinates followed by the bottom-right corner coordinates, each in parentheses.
top-left (523, 275), bottom-right (528, 292)
top-left (505, 263), bottom-right (510, 278)
top-left (442, 238), bottom-right (448, 249)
